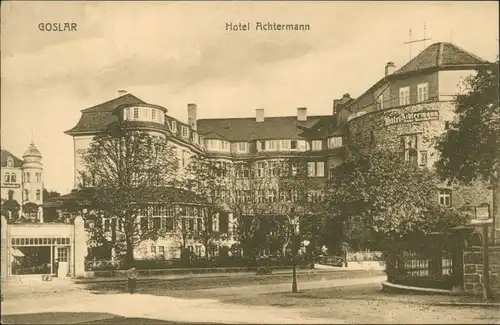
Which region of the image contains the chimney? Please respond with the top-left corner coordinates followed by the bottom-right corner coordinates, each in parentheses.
top-left (297, 107), bottom-right (307, 121)
top-left (187, 103), bottom-right (197, 130)
top-left (117, 90), bottom-right (128, 97)
top-left (256, 108), bottom-right (264, 123)
top-left (385, 62), bottom-right (396, 76)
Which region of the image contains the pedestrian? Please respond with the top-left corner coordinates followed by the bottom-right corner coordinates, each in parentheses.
top-left (126, 267), bottom-right (137, 294)
top-left (54, 259), bottom-right (59, 277)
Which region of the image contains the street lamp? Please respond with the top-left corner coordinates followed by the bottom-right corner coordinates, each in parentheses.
top-left (290, 217), bottom-right (300, 293)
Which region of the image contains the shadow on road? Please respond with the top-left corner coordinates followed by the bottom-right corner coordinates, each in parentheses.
top-left (1, 312), bottom-right (218, 324)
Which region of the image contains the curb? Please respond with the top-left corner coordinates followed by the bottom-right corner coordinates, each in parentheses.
top-left (381, 280), bottom-right (452, 296)
top-left (73, 268), bottom-right (359, 284)
top-left (432, 302), bottom-right (500, 307)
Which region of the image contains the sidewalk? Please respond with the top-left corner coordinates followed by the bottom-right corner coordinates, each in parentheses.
top-left (73, 267), bottom-right (361, 284)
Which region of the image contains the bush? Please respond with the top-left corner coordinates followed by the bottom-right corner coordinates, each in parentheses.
top-left (85, 259), bottom-right (122, 271)
top-left (347, 250), bottom-right (384, 262)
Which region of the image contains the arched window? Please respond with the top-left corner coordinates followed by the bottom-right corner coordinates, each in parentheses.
top-left (4, 173), bottom-right (10, 183)
top-left (36, 190), bottom-right (41, 201)
top-left (26, 172), bottom-right (30, 183)
top-left (11, 173), bottom-right (16, 183)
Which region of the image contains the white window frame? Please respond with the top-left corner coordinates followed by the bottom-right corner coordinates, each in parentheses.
top-left (133, 107), bottom-right (139, 119)
top-left (399, 86), bottom-right (410, 106)
top-left (152, 109), bottom-right (156, 121)
top-left (257, 162), bottom-right (265, 178)
top-left (280, 140), bottom-right (291, 150)
top-left (199, 136), bottom-right (205, 147)
top-left (312, 140), bottom-right (322, 151)
top-left (316, 162), bottom-right (325, 177)
top-left (237, 142), bottom-right (248, 153)
top-left (307, 162), bottom-right (316, 177)
top-left (181, 126), bottom-right (189, 138)
top-left (192, 132), bottom-right (198, 143)
top-left (265, 140), bottom-right (278, 151)
top-left (417, 83), bottom-right (429, 103)
top-left (171, 120), bottom-right (177, 132)
top-left (328, 137), bottom-right (343, 148)
top-left (124, 108), bottom-right (130, 120)
top-left (438, 189), bottom-right (451, 207)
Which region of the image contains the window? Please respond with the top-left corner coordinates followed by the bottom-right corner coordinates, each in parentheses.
top-left (12, 172), bottom-right (17, 182)
top-left (328, 137), bottom-right (343, 148)
top-left (152, 109), bottom-right (156, 120)
top-left (420, 151), bottom-right (428, 166)
top-left (221, 141), bottom-right (230, 151)
top-left (257, 190), bottom-right (265, 203)
top-left (181, 150), bottom-right (188, 167)
top-left (312, 140), bottom-right (322, 151)
top-left (265, 140), bottom-right (278, 151)
top-left (291, 163), bottom-right (298, 176)
top-left (307, 162), bottom-right (316, 177)
top-left (402, 134), bottom-right (419, 166)
top-left (158, 246), bottom-right (164, 255)
top-left (237, 142), bottom-right (248, 153)
top-left (140, 217), bottom-right (149, 232)
top-left (4, 173), bottom-right (10, 183)
top-left (308, 190), bottom-right (323, 203)
top-left (280, 140), bottom-right (290, 150)
top-left (192, 132), bottom-right (198, 143)
top-left (165, 218), bottom-right (174, 231)
top-left (24, 189), bottom-right (29, 202)
top-left (151, 246), bottom-right (157, 254)
top-left (444, 121), bottom-right (450, 130)
top-left (36, 190), bottom-right (41, 201)
top-left (199, 136), bottom-right (205, 147)
top-left (399, 87), bottom-right (410, 106)
top-left (257, 162), bottom-right (265, 178)
top-left (268, 189), bottom-right (277, 203)
top-left (291, 140), bottom-right (298, 150)
top-left (439, 189), bottom-right (452, 207)
top-left (376, 95), bottom-right (384, 110)
top-left (125, 108), bottom-right (130, 120)
top-left (417, 83), bottom-right (429, 102)
top-left (6, 158), bottom-right (13, 168)
top-left (316, 162), bottom-right (325, 177)
top-left (328, 167), bottom-right (335, 179)
top-left (171, 120), bottom-right (177, 132)
top-left (153, 217), bottom-right (161, 230)
top-left (181, 126), bottom-right (189, 138)
top-left (133, 107), bottom-right (139, 119)
top-left (26, 172), bottom-right (30, 183)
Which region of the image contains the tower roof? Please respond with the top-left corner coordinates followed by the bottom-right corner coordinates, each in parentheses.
top-left (394, 42), bottom-right (489, 76)
top-left (23, 142), bottom-right (42, 159)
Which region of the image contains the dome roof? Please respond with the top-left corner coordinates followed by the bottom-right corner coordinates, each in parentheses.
top-left (23, 142), bottom-right (42, 158)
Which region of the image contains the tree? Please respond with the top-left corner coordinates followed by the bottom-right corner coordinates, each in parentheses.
top-left (80, 122), bottom-right (180, 267)
top-left (43, 189), bottom-right (60, 202)
top-left (326, 147), bottom-right (468, 242)
top-left (227, 159), bottom-right (285, 261)
top-left (184, 154), bottom-right (230, 259)
top-left (435, 59), bottom-right (500, 243)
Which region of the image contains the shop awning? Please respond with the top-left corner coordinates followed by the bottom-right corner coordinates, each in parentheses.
top-left (11, 248), bottom-right (24, 257)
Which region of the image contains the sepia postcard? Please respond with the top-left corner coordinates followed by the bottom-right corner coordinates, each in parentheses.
top-left (1, 1), bottom-right (499, 324)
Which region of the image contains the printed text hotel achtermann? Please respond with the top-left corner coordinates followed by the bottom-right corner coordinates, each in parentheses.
top-left (225, 22), bottom-right (310, 31)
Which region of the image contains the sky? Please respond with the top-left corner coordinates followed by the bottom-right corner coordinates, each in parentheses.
top-left (1, 1), bottom-right (498, 194)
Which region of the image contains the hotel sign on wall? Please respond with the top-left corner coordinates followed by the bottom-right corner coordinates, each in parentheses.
top-left (384, 110), bottom-right (439, 127)
top-left (2, 183), bottom-right (20, 188)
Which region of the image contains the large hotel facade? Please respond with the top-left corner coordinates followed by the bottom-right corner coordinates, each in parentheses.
top-left (1, 42), bottom-right (496, 278)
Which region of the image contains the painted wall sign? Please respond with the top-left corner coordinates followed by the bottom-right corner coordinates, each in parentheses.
top-left (384, 110), bottom-right (439, 126)
top-left (2, 183), bottom-right (20, 188)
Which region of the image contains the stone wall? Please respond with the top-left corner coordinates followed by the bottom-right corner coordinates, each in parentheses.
top-left (347, 101), bottom-right (492, 211)
top-left (463, 246), bottom-right (500, 299)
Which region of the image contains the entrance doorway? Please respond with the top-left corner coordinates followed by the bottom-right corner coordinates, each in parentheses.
top-left (56, 247), bottom-right (70, 277)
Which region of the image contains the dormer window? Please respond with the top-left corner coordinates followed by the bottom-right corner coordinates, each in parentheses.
top-left (236, 142), bottom-right (248, 153)
top-left (171, 120), bottom-right (177, 133)
top-left (192, 132), bottom-right (198, 143)
top-left (152, 109), bottom-right (156, 120)
top-left (312, 140), bottom-right (322, 151)
top-left (6, 157), bottom-right (13, 168)
top-left (181, 126), bottom-right (189, 138)
top-left (328, 137), bottom-right (344, 148)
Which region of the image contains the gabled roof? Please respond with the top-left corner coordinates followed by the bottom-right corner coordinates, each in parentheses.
top-left (1, 150), bottom-right (24, 168)
top-left (394, 42), bottom-right (489, 76)
top-left (197, 115), bottom-right (331, 142)
top-left (81, 93), bottom-right (147, 113)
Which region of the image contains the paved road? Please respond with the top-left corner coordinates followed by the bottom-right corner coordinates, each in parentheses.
top-left (2, 274), bottom-right (385, 324)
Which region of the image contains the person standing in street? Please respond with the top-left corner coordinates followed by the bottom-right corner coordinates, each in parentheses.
top-left (127, 267), bottom-right (138, 294)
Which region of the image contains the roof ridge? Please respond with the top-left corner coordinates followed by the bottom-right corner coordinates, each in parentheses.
top-left (81, 93), bottom-right (146, 112)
